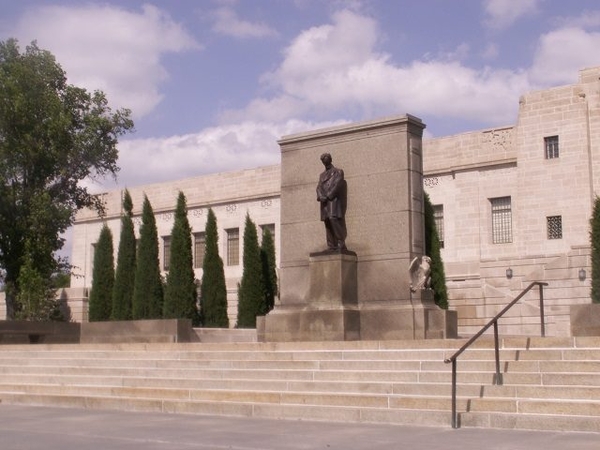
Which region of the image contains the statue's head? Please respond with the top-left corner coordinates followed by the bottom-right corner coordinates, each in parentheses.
top-left (320, 153), bottom-right (332, 165)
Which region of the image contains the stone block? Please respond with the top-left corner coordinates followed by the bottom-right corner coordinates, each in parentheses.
top-left (261, 306), bottom-right (360, 342)
top-left (570, 303), bottom-right (600, 336)
top-left (263, 251), bottom-right (360, 341)
top-left (80, 319), bottom-right (196, 343)
top-left (0, 320), bottom-right (81, 344)
top-left (306, 250), bottom-right (358, 306)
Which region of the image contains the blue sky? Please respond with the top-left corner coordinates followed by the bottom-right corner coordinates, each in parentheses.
top-left (2, 0), bottom-right (600, 191)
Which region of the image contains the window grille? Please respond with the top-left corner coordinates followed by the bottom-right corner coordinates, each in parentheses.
top-left (544, 136), bottom-right (559, 159)
top-left (226, 228), bottom-right (240, 266)
top-left (163, 236), bottom-right (171, 271)
top-left (547, 216), bottom-right (563, 239)
top-left (491, 197), bottom-right (512, 244)
top-left (433, 205), bottom-right (444, 248)
top-left (261, 223), bottom-right (275, 241)
top-left (194, 232), bottom-right (206, 268)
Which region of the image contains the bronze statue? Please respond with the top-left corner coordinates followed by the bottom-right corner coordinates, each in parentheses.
top-left (316, 153), bottom-right (347, 251)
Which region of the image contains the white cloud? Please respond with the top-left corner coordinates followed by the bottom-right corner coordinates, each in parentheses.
top-left (211, 6), bottom-right (278, 38)
top-left (483, 0), bottom-right (542, 30)
top-left (97, 119), bottom-right (346, 191)
top-left (12, 4), bottom-right (199, 118)
top-left (482, 43), bottom-right (499, 60)
top-left (529, 27), bottom-right (600, 86)
top-left (222, 9), bottom-right (529, 129)
top-left (554, 10), bottom-right (600, 29)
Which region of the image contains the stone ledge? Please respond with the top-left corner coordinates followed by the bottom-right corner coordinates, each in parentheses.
top-left (81, 319), bottom-right (197, 344)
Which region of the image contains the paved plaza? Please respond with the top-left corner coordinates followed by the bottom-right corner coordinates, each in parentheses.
top-left (0, 404), bottom-right (598, 450)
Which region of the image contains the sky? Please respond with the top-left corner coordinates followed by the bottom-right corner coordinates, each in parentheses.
top-left (2, 0), bottom-right (600, 193)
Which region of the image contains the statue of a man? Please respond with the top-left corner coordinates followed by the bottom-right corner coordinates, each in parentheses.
top-left (316, 153), bottom-right (347, 251)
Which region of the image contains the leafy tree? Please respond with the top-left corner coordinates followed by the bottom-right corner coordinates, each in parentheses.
top-left (0, 39), bottom-right (133, 319)
top-left (51, 270), bottom-right (71, 289)
top-left (590, 196), bottom-right (600, 303)
top-left (132, 195), bottom-right (163, 319)
top-left (16, 240), bottom-right (64, 321)
top-left (424, 192), bottom-right (448, 309)
top-left (237, 213), bottom-right (265, 328)
top-left (111, 189), bottom-right (136, 320)
top-left (260, 227), bottom-right (277, 314)
top-left (163, 192), bottom-right (198, 321)
top-left (88, 225), bottom-right (114, 322)
top-left (199, 208), bottom-right (229, 328)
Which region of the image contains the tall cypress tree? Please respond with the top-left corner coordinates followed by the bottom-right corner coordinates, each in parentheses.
top-left (260, 227), bottom-right (277, 314)
top-left (89, 224), bottom-right (114, 322)
top-left (590, 196), bottom-right (600, 303)
top-left (200, 208), bottom-right (229, 327)
top-left (163, 192), bottom-right (198, 321)
top-left (132, 195), bottom-right (163, 319)
top-left (424, 192), bottom-right (448, 309)
top-left (111, 189), bottom-right (136, 320)
top-left (236, 213), bottom-right (265, 328)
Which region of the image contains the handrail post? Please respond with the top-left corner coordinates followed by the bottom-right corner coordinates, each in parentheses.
top-left (444, 281), bottom-right (548, 428)
top-left (493, 320), bottom-right (502, 385)
top-left (451, 359), bottom-right (457, 428)
top-left (539, 283), bottom-right (546, 338)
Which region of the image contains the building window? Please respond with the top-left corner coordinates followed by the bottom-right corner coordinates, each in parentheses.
top-left (547, 215), bottom-right (563, 239)
top-left (261, 223), bottom-right (276, 242)
top-left (163, 236), bottom-right (171, 271)
top-left (433, 205), bottom-right (444, 248)
top-left (194, 232), bottom-right (206, 268)
top-left (90, 243), bottom-right (97, 272)
top-left (491, 196), bottom-right (512, 244)
top-left (544, 135), bottom-right (559, 159)
top-left (226, 228), bottom-right (239, 266)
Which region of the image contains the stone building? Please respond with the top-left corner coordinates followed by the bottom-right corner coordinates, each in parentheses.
top-left (68, 165), bottom-right (281, 325)
top-left (4, 66), bottom-right (597, 336)
top-left (424, 67), bottom-right (599, 336)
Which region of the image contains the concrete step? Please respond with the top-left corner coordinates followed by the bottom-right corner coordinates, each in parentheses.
top-left (480, 383), bottom-right (600, 401)
top-left (0, 374), bottom-right (491, 402)
top-left (2, 335), bottom-right (595, 353)
top-left (0, 382), bottom-right (473, 411)
top-left (460, 411), bottom-right (600, 433)
top-left (1, 337), bottom-right (600, 432)
top-left (0, 391), bottom-right (454, 427)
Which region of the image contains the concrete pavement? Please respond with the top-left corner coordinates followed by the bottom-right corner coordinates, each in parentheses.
top-left (0, 404), bottom-right (598, 450)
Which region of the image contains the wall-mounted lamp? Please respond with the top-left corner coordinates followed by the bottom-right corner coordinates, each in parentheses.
top-left (506, 268), bottom-right (513, 279)
top-left (578, 268), bottom-right (586, 282)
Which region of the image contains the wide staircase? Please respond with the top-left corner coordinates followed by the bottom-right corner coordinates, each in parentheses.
top-left (0, 336), bottom-right (599, 432)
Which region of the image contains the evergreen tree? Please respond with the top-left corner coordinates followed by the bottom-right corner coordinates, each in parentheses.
top-left (163, 192), bottom-right (198, 321)
top-left (590, 196), bottom-right (600, 303)
top-left (424, 192), bottom-right (449, 309)
top-left (132, 195), bottom-right (163, 319)
top-left (111, 189), bottom-right (136, 320)
top-left (200, 208), bottom-right (229, 327)
top-left (89, 224), bottom-right (114, 322)
top-left (260, 227), bottom-right (278, 314)
top-left (236, 213), bottom-right (265, 328)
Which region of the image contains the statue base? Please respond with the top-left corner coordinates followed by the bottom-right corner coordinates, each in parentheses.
top-left (260, 251), bottom-right (457, 342)
top-left (359, 290), bottom-right (457, 340)
top-left (260, 250), bottom-right (360, 342)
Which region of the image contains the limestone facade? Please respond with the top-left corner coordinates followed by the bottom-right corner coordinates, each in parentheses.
top-left (21, 66), bottom-right (598, 336)
top-left (424, 66), bottom-right (599, 336)
top-left (69, 165), bottom-right (281, 326)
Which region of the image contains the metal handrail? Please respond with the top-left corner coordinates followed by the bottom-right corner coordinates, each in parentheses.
top-left (443, 281), bottom-right (549, 428)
